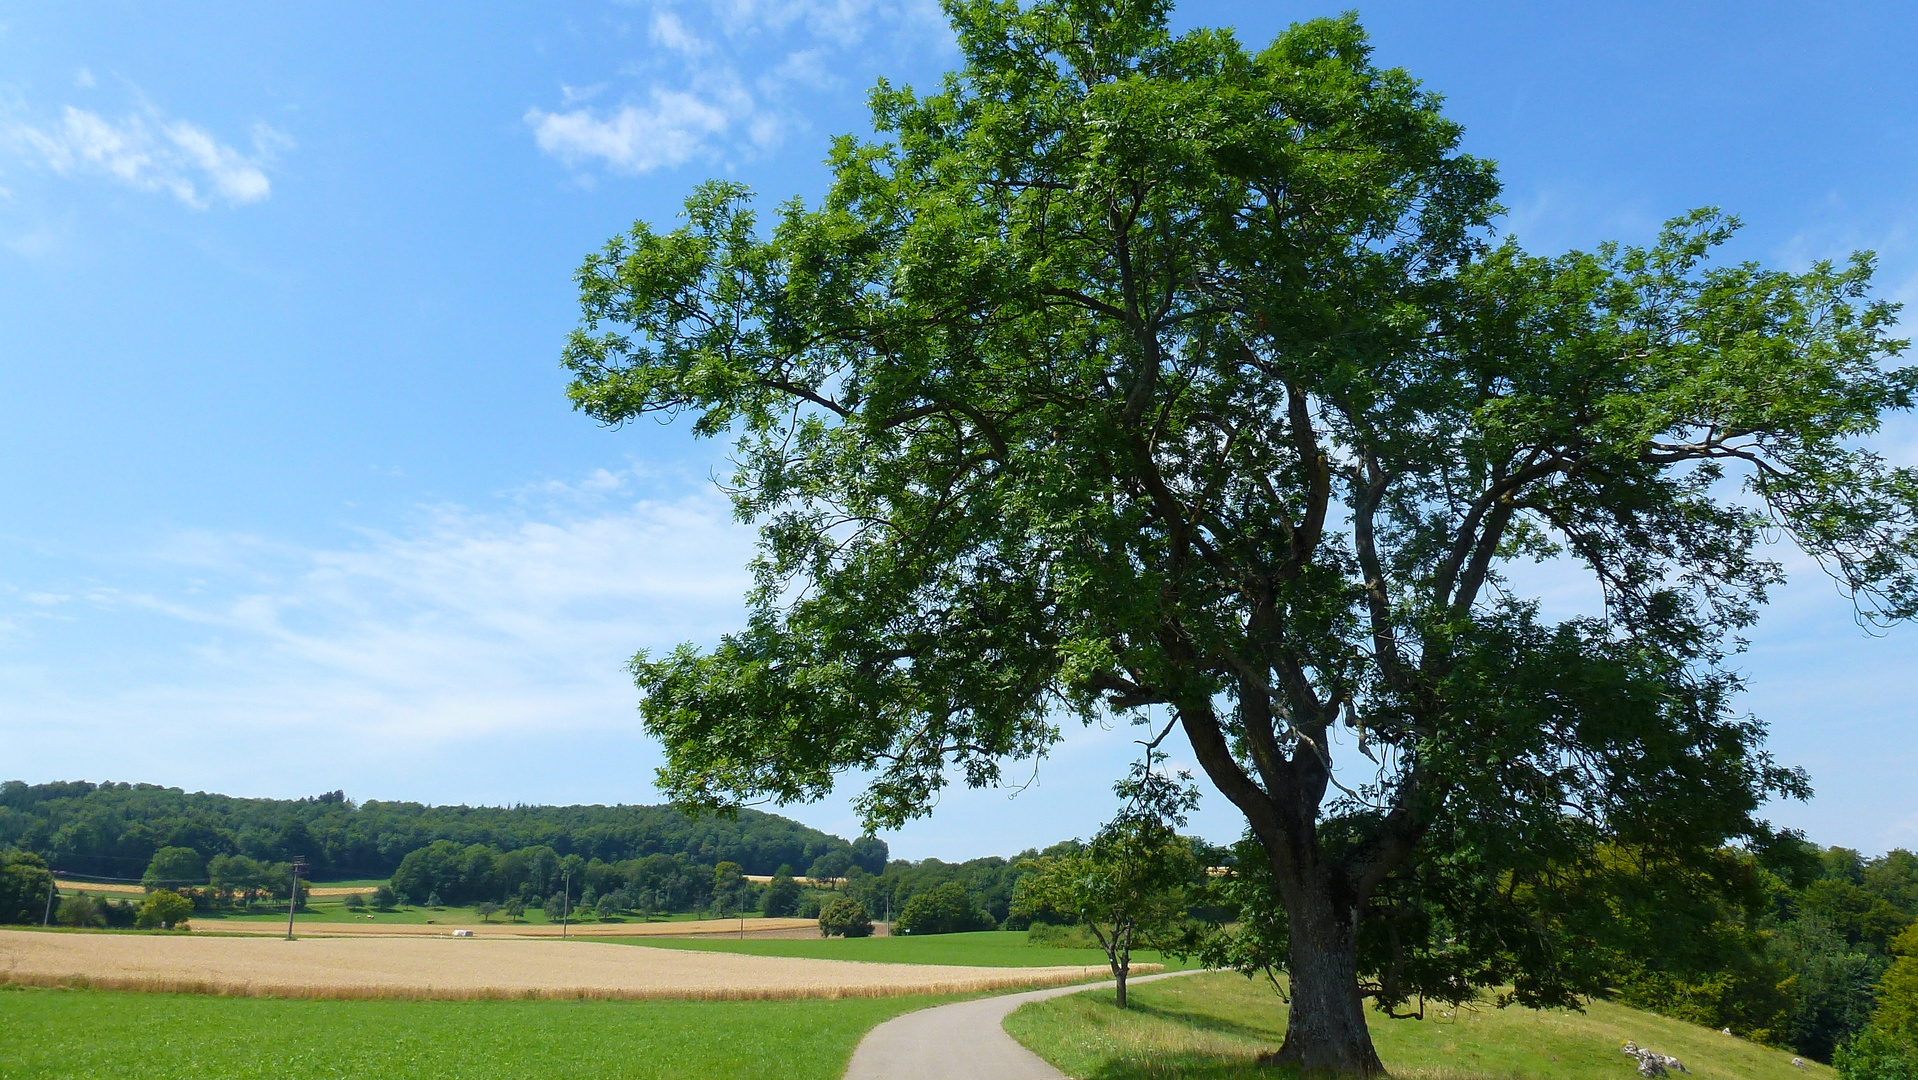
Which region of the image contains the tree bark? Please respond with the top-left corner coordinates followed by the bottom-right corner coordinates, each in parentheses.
top-left (1266, 868), bottom-right (1386, 1077)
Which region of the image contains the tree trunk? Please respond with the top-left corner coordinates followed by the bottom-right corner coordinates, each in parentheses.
top-left (1267, 876), bottom-right (1385, 1076)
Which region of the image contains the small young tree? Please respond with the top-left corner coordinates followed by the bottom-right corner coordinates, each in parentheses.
top-left (818, 896), bottom-right (873, 938)
top-left (1016, 757), bottom-right (1201, 1007)
top-left (135, 889), bottom-right (194, 931)
top-left (344, 892), bottom-right (366, 911)
top-left (371, 883), bottom-right (398, 911)
top-left (426, 891), bottom-right (443, 909)
top-left (504, 897), bottom-right (526, 923)
top-left (476, 901), bottom-right (500, 923)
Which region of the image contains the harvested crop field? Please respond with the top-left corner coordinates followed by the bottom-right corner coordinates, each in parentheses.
top-left (199, 916), bottom-right (819, 938)
top-left (0, 929), bottom-right (1108, 1001)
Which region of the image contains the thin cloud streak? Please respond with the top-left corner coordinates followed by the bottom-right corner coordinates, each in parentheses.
top-left (0, 478), bottom-right (755, 790)
top-left (8, 103), bottom-right (282, 208)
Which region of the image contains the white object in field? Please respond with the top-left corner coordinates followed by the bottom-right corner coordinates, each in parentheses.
top-left (451, 928), bottom-right (474, 937)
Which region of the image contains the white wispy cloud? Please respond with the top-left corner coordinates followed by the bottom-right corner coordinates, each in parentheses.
top-left (528, 83), bottom-right (748, 175)
top-left (8, 102), bottom-right (285, 208)
top-left (0, 473), bottom-right (755, 799)
top-left (527, 0), bottom-right (949, 177)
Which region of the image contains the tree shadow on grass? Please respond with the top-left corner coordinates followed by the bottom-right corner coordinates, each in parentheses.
top-left (1120, 998), bottom-right (1288, 1045)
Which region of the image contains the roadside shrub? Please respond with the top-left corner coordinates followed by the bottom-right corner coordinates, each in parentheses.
top-left (56, 893), bottom-right (105, 928)
top-left (896, 882), bottom-right (995, 935)
top-left (135, 889), bottom-right (194, 930)
top-left (818, 896), bottom-right (872, 938)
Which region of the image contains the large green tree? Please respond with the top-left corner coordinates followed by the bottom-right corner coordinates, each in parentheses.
top-left (562, 1), bottom-right (1914, 1072)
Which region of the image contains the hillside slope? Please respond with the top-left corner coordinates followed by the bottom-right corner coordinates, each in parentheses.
top-left (1005, 971), bottom-right (1831, 1079)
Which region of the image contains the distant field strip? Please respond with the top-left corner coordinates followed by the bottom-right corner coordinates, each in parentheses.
top-left (54, 881), bottom-right (375, 897)
top-left (0, 930), bottom-right (1099, 1001)
top-left (198, 916), bottom-right (819, 938)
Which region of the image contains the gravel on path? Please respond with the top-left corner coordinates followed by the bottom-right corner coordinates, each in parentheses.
top-left (843, 969), bottom-right (1202, 1080)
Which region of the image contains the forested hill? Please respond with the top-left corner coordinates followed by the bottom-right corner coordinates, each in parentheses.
top-left (0, 780), bottom-right (879, 881)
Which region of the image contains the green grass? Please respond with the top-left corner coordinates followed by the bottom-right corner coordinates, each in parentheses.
top-left (610, 929), bottom-right (1198, 970)
top-left (0, 984), bottom-right (953, 1080)
top-left (1004, 972), bottom-right (1832, 1080)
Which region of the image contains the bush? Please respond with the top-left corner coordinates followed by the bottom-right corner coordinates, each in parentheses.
top-left (344, 892), bottom-right (366, 910)
top-left (895, 882), bottom-right (995, 935)
top-left (818, 896), bottom-right (872, 938)
top-left (372, 884), bottom-right (397, 910)
top-left (135, 889), bottom-right (194, 930)
top-left (797, 893), bottom-right (824, 919)
top-left (56, 893), bottom-right (105, 928)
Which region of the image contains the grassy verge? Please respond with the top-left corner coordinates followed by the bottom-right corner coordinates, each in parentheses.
top-left (1003, 972), bottom-right (1832, 1080)
top-left (0, 984), bottom-right (954, 1080)
top-left (609, 929), bottom-right (1197, 969)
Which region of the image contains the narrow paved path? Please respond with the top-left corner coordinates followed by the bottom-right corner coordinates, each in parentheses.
top-left (843, 969), bottom-right (1201, 1080)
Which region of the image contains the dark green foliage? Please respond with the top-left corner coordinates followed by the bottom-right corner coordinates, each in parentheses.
top-left (817, 896), bottom-right (872, 938)
top-left (806, 850), bottom-right (854, 881)
top-left (56, 892), bottom-right (104, 928)
top-left (141, 846), bottom-right (206, 889)
top-left (896, 881), bottom-right (997, 935)
top-left (0, 779), bottom-right (861, 882)
top-left (850, 836), bottom-right (889, 876)
top-left (0, 849), bottom-right (54, 924)
top-left (372, 883), bottom-right (397, 910)
top-left (1836, 924), bottom-right (1918, 1078)
top-left (763, 871), bottom-right (801, 917)
top-left (559, 0), bottom-right (1914, 1071)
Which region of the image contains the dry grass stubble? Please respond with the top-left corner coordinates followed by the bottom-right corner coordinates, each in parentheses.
top-left (0, 929), bottom-right (1108, 1002)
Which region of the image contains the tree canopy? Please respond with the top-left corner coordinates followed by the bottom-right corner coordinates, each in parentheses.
top-left (563, 0), bottom-right (1914, 1072)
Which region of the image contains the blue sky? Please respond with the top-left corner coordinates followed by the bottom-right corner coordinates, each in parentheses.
top-left (2, 1), bottom-right (1914, 860)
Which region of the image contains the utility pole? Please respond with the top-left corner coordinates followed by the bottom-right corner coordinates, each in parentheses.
top-left (286, 856), bottom-right (306, 941)
top-left (561, 868), bottom-right (570, 940)
top-left (43, 877), bottom-right (57, 927)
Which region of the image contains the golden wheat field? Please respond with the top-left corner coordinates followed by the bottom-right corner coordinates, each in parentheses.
top-left (0, 929), bottom-right (1112, 1001)
top-left (198, 916), bottom-right (821, 938)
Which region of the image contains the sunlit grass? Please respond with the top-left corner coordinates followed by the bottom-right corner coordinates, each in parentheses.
top-left (611, 929), bottom-right (1197, 970)
top-left (0, 984), bottom-right (954, 1080)
top-left (1004, 972), bottom-right (1832, 1080)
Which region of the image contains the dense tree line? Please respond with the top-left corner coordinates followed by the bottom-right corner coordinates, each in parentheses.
top-left (0, 780), bottom-right (879, 881)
